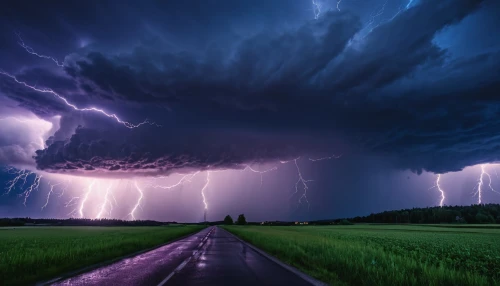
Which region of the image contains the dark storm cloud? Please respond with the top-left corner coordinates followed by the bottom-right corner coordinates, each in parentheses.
top-left (2, 0), bottom-right (499, 175)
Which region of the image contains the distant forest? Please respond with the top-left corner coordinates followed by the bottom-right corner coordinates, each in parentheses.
top-left (3, 204), bottom-right (500, 227)
top-left (342, 204), bottom-right (500, 224)
top-left (0, 218), bottom-right (184, 227)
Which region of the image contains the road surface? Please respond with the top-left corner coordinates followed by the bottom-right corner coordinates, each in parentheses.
top-left (52, 226), bottom-right (313, 286)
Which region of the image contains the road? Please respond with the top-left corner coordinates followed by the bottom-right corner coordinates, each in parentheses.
top-left (52, 226), bottom-right (313, 286)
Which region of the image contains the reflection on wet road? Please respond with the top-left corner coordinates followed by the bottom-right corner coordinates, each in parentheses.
top-left (52, 227), bottom-right (312, 286)
top-left (164, 227), bottom-right (312, 286)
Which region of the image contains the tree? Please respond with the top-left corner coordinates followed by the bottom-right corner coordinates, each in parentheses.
top-left (236, 214), bottom-right (247, 225)
top-left (223, 215), bottom-right (233, 225)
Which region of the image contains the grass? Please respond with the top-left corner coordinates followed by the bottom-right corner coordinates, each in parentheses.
top-left (0, 225), bottom-right (205, 285)
top-left (224, 224), bottom-right (500, 286)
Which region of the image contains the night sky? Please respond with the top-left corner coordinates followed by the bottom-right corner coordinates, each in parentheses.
top-left (1, 0), bottom-right (500, 222)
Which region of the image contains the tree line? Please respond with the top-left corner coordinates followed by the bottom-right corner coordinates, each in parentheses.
top-left (0, 217), bottom-right (184, 227)
top-left (223, 214), bottom-right (247, 225)
top-left (343, 204), bottom-right (500, 224)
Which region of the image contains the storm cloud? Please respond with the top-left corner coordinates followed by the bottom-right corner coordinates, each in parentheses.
top-left (1, 0), bottom-right (500, 176)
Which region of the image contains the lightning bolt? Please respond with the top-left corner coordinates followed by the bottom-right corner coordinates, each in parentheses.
top-left (58, 179), bottom-right (71, 197)
top-left (128, 181), bottom-right (144, 220)
top-left (406, 0), bottom-right (414, 9)
top-left (96, 182), bottom-right (114, 219)
top-left (20, 174), bottom-right (42, 206)
top-left (429, 174), bottom-right (445, 207)
top-left (337, 0), bottom-right (342, 11)
top-left (474, 165), bottom-right (500, 204)
top-left (0, 70), bottom-right (159, 129)
top-left (65, 196), bottom-right (79, 208)
top-left (16, 32), bottom-right (64, 67)
top-left (41, 181), bottom-right (60, 210)
top-left (281, 157), bottom-right (313, 209)
top-left (363, 0), bottom-right (389, 33)
top-left (201, 171), bottom-right (210, 211)
top-left (359, 0), bottom-right (415, 39)
top-left (67, 208), bottom-right (78, 217)
top-left (312, 0), bottom-right (322, 19)
top-left (309, 154), bottom-right (342, 162)
top-left (149, 174), bottom-right (192, 189)
top-left (243, 165), bottom-right (278, 188)
top-left (4, 169), bottom-right (33, 195)
top-left (79, 180), bottom-right (96, 218)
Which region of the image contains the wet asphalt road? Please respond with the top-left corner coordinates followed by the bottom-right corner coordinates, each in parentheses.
top-left (52, 226), bottom-right (312, 286)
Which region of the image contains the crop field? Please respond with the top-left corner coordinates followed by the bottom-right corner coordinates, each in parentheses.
top-left (224, 224), bottom-right (500, 286)
top-left (0, 225), bottom-right (205, 285)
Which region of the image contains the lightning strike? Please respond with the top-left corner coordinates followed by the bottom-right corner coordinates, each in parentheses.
top-left (20, 174), bottom-right (42, 206)
top-left (16, 32), bottom-right (65, 67)
top-left (429, 174), bottom-right (445, 207)
top-left (309, 154), bottom-right (342, 162)
top-left (96, 183), bottom-right (114, 219)
top-left (312, 0), bottom-right (322, 19)
top-left (129, 181), bottom-right (145, 220)
top-left (0, 70), bottom-right (159, 129)
top-left (201, 172), bottom-right (210, 211)
top-left (5, 169), bottom-right (33, 194)
top-left (150, 174), bottom-right (192, 189)
top-left (41, 181), bottom-right (60, 210)
top-left (474, 165), bottom-right (500, 204)
top-left (79, 180), bottom-right (96, 218)
top-left (406, 0), bottom-right (414, 9)
top-left (243, 165), bottom-right (278, 188)
top-left (58, 179), bottom-right (71, 197)
top-left (337, 0), bottom-right (342, 11)
top-left (65, 196), bottom-right (80, 208)
top-left (364, 0), bottom-right (389, 33)
top-left (281, 157), bottom-right (313, 209)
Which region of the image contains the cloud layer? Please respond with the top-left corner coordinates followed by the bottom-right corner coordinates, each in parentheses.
top-left (2, 0), bottom-right (500, 176)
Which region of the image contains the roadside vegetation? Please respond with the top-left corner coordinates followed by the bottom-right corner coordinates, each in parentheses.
top-left (224, 224), bottom-right (500, 286)
top-left (0, 225), bottom-right (204, 285)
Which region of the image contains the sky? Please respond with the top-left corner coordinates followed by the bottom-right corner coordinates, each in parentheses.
top-left (1, 0), bottom-right (500, 222)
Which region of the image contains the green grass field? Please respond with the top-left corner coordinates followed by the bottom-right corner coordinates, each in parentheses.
top-left (224, 224), bottom-right (500, 286)
top-left (0, 225), bottom-right (205, 285)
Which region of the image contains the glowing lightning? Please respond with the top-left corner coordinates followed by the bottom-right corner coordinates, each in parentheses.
top-left (5, 169), bottom-right (33, 194)
top-left (243, 165), bottom-right (278, 188)
top-left (406, 0), bottom-right (414, 9)
top-left (293, 159), bottom-right (313, 209)
top-left (201, 172), bottom-right (210, 211)
top-left (96, 183), bottom-right (114, 219)
top-left (41, 181), bottom-right (60, 210)
top-left (281, 157), bottom-right (313, 209)
top-left (16, 32), bottom-right (64, 67)
top-left (309, 154), bottom-right (342, 162)
top-left (20, 174), bottom-right (42, 206)
top-left (0, 70), bottom-right (159, 129)
top-left (150, 174), bottom-right (192, 189)
top-left (429, 174), bottom-right (445, 207)
top-left (58, 179), bottom-right (71, 197)
top-left (79, 180), bottom-right (96, 218)
top-left (129, 181), bottom-right (144, 220)
top-left (65, 196), bottom-right (79, 208)
top-left (312, 0), bottom-right (322, 19)
top-left (337, 0), bottom-right (342, 11)
top-left (474, 165), bottom-right (500, 204)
